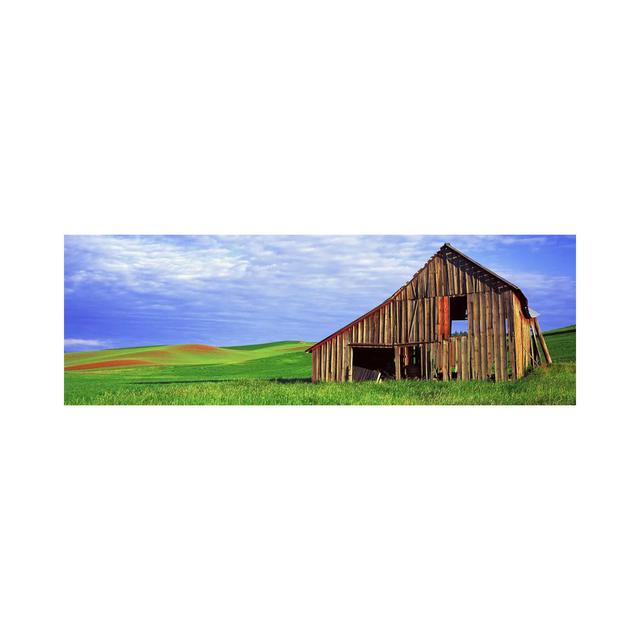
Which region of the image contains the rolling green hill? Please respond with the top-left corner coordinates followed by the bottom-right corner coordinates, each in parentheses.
top-left (65, 341), bottom-right (312, 370)
top-left (543, 325), bottom-right (576, 363)
top-left (64, 341), bottom-right (314, 403)
top-left (64, 328), bottom-right (575, 405)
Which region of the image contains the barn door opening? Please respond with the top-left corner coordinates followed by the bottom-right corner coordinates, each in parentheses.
top-left (401, 345), bottom-right (422, 379)
top-left (351, 347), bottom-right (395, 382)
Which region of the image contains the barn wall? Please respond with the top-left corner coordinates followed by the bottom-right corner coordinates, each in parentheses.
top-left (311, 249), bottom-right (547, 383)
top-left (509, 293), bottom-right (553, 377)
top-left (512, 292), bottom-right (529, 379)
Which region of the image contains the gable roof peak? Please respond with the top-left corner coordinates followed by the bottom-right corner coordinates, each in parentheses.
top-left (306, 242), bottom-right (532, 352)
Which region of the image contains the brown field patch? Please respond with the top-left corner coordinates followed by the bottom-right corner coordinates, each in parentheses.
top-left (65, 359), bottom-right (153, 371)
top-left (175, 344), bottom-right (222, 352)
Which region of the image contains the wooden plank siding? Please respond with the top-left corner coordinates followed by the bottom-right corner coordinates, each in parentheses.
top-left (310, 244), bottom-right (545, 383)
top-left (533, 318), bottom-right (553, 365)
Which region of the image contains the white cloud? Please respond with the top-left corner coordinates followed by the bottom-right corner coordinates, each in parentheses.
top-left (447, 235), bottom-right (552, 252)
top-left (494, 269), bottom-right (575, 297)
top-left (64, 235), bottom-right (574, 341)
top-left (65, 236), bottom-right (249, 293)
top-left (65, 235), bottom-right (431, 307)
top-left (64, 338), bottom-right (110, 347)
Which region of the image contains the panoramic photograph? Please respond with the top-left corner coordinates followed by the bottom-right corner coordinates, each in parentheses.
top-left (64, 234), bottom-right (576, 405)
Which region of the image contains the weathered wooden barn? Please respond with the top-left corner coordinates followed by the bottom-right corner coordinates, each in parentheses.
top-left (308, 243), bottom-right (552, 383)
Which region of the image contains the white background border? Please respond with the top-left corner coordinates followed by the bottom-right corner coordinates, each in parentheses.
top-left (3, 1), bottom-right (638, 638)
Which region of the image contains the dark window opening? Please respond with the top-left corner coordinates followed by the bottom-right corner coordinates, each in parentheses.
top-left (450, 296), bottom-right (468, 336)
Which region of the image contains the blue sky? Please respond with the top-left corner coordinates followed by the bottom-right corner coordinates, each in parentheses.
top-left (64, 235), bottom-right (576, 350)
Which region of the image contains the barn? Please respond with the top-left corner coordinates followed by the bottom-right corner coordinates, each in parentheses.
top-left (307, 243), bottom-right (552, 383)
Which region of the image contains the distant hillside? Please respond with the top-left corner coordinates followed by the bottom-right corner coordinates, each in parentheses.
top-left (543, 325), bottom-right (576, 362)
top-left (225, 340), bottom-right (308, 351)
top-left (64, 341), bottom-right (313, 371)
top-left (543, 324), bottom-right (576, 335)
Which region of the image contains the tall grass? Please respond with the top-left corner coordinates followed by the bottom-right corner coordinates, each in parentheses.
top-left (65, 363), bottom-right (574, 405)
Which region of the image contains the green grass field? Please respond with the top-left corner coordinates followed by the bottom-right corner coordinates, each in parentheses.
top-left (64, 327), bottom-right (576, 405)
top-left (537, 325), bottom-right (575, 362)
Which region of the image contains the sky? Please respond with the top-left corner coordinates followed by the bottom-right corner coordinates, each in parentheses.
top-left (64, 235), bottom-right (576, 351)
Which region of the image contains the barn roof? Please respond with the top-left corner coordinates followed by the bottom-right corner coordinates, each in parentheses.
top-left (306, 243), bottom-right (532, 353)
